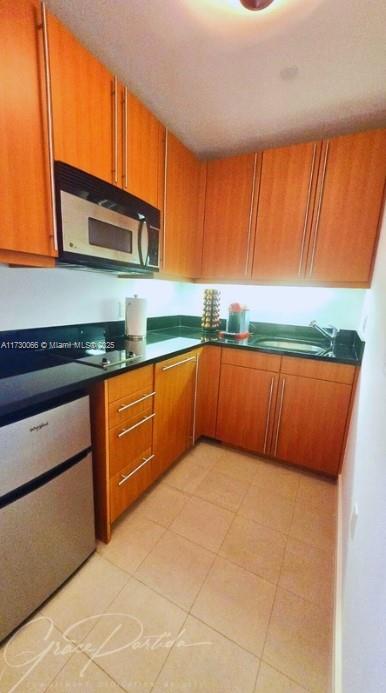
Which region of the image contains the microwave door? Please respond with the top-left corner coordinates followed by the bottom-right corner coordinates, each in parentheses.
top-left (138, 217), bottom-right (149, 267)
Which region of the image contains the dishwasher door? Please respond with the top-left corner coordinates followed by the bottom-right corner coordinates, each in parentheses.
top-left (0, 452), bottom-right (95, 642)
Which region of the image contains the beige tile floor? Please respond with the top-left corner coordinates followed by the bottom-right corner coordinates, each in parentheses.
top-left (0, 441), bottom-right (337, 693)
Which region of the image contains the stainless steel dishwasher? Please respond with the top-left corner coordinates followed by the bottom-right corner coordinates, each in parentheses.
top-left (0, 394), bottom-right (95, 642)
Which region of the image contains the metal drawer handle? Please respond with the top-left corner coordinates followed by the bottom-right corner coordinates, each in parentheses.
top-left (117, 391), bottom-right (155, 413)
top-left (273, 378), bottom-right (286, 456)
top-left (263, 376), bottom-right (275, 454)
top-left (162, 355), bottom-right (196, 371)
top-left (118, 454), bottom-right (155, 486)
top-left (117, 412), bottom-right (155, 438)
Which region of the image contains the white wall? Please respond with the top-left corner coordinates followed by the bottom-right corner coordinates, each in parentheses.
top-left (180, 283), bottom-right (366, 330)
top-left (340, 210), bottom-right (386, 692)
top-left (0, 264), bottom-right (366, 332)
top-left (0, 267), bottom-right (185, 330)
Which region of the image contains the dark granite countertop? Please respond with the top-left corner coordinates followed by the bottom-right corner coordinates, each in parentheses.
top-left (0, 317), bottom-right (364, 419)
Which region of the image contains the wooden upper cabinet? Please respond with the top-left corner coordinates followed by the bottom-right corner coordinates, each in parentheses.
top-left (47, 11), bottom-right (115, 184)
top-left (252, 142), bottom-right (321, 282)
top-left (201, 153), bottom-right (258, 280)
top-left (0, 0), bottom-right (55, 264)
top-left (122, 90), bottom-right (165, 208)
top-left (305, 128), bottom-right (386, 285)
top-left (163, 132), bottom-right (204, 277)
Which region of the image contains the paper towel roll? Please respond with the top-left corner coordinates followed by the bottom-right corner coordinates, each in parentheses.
top-left (125, 296), bottom-right (147, 339)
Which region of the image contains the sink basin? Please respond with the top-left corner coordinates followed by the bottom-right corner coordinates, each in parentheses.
top-left (254, 339), bottom-right (327, 355)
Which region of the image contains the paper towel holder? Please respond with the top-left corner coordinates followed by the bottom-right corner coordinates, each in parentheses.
top-left (125, 294), bottom-right (147, 341)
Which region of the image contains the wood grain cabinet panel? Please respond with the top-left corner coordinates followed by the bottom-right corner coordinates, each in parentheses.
top-left (216, 364), bottom-right (278, 455)
top-left (153, 351), bottom-right (198, 480)
top-left (110, 448), bottom-right (153, 524)
top-left (306, 128), bottom-right (386, 284)
top-left (252, 142), bottom-right (321, 281)
top-left (221, 347), bottom-right (281, 372)
top-left (272, 374), bottom-right (352, 476)
top-left (196, 346), bottom-right (221, 439)
top-left (280, 356), bottom-right (355, 385)
top-left (0, 0), bottom-right (55, 262)
top-left (107, 365), bottom-right (153, 403)
top-left (90, 365), bottom-right (155, 543)
top-left (201, 153), bottom-right (258, 280)
top-left (122, 90), bottom-right (165, 208)
top-left (163, 132), bottom-right (204, 277)
top-left (48, 11), bottom-right (115, 184)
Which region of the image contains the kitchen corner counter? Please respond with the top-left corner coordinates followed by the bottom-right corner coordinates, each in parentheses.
top-left (0, 318), bottom-right (363, 419)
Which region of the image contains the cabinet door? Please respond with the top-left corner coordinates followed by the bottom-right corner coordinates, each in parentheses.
top-left (216, 364), bottom-right (278, 455)
top-left (196, 346), bottom-right (221, 440)
top-left (201, 154), bottom-right (257, 280)
top-left (48, 11), bottom-right (115, 184)
top-left (252, 142), bottom-right (320, 281)
top-left (272, 374), bottom-right (352, 475)
top-left (306, 129), bottom-right (386, 285)
top-left (153, 352), bottom-right (197, 478)
top-left (163, 133), bottom-right (204, 277)
top-left (122, 90), bottom-right (165, 208)
top-left (0, 0), bottom-right (54, 262)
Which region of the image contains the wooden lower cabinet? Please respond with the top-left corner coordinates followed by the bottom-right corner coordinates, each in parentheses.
top-left (213, 349), bottom-right (356, 477)
top-left (152, 350), bottom-right (198, 480)
top-left (91, 364), bottom-right (156, 542)
top-left (273, 374), bottom-right (352, 476)
top-left (196, 346), bottom-right (221, 439)
top-left (216, 365), bottom-right (278, 455)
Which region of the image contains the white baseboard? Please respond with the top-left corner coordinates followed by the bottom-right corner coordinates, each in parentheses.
top-left (333, 475), bottom-right (343, 693)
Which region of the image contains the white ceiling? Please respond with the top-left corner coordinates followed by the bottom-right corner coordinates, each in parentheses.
top-left (46, 0), bottom-right (386, 157)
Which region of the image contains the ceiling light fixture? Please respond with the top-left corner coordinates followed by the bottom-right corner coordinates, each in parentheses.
top-left (240, 0), bottom-right (275, 10)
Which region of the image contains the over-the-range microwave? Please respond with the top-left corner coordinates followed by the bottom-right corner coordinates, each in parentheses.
top-left (54, 162), bottom-right (160, 274)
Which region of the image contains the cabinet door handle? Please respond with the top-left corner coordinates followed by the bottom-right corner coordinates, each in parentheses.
top-left (117, 391), bottom-right (155, 413)
top-left (40, 2), bottom-right (57, 252)
top-left (298, 143), bottom-right (317, 276)
top-left (112, 76), bottom-right (118, 184)
top-left (118, 454), bottom-right (155, 486)
top-left (273, 378), bottom-right (286, 456)
top-left (263, 376), bottom-right (275, 454)
top-left (122, 86), bottom-right (128, 189)
top-left (244, 152), bottom-right (258, 276)
top-left (308, 142), bottom-right (330, 277)
top-left (117, 412), bottom-right (155, 438)
top-left (162, 355), bottom-right (196, 371)
top-left (162, 129), bottom-right (169, 270)
top-left (192, 352), bottom-right (199, 442)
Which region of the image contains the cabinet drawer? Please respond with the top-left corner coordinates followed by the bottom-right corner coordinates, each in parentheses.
top-left (109, 413), bottom-right (154, 477)
top-left (221, 347), bottom-right (281, 372)
top-left (107, 365), bottom-right (153, 403)
top-left (280, 356), bottom-right (356, 384)
top-left (154, 349), bottom-right (198, 375)
top-left (108, 389), bottom-right (155, 430)
top-left (110, 449), bottom-right (153, 523)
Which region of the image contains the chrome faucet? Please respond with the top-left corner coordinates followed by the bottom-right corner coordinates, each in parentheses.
top-left (309, 320), bottom-right (339, 351)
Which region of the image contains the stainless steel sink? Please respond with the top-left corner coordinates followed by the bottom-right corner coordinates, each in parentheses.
top-left (254, 339), bottom-right (327, 355)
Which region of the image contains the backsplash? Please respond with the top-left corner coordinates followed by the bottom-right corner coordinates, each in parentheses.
top-left (0, 265), bottom-right (366, 331)
top-left (183, 284), bottom-right (366, 331)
